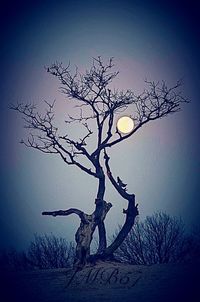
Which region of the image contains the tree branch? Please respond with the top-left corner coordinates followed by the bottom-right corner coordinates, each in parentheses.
top-left (10, 102), bottom-right (98, 178)
top-left (104, 149), bottom-right (132, 199)
top-left (42, 208), bottom-right (88, 224)
top-left (102, 80), bottom-right (189, 149)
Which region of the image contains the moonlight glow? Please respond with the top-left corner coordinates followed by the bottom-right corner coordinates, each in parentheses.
top-left (117, 116), bottom-right (134, 134)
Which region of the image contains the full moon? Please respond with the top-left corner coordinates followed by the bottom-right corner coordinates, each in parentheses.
top-left (117, 116), bottom-right (134, 134)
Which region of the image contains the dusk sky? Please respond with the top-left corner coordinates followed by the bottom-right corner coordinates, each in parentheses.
top-left (0, 0), bottom-right (200, 251)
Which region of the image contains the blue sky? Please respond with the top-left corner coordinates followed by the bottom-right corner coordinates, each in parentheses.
top-left (0, 0), bottom-right (200, 250)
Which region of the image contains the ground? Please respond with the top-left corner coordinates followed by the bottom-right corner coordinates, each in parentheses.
top-left (1, 262), bottom-right (199, 302)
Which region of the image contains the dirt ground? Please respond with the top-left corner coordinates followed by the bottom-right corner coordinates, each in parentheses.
top-left (1, 261), bottom-right (199, 302)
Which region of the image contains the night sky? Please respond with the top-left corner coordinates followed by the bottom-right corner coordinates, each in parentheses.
top-left (0, 0), bottom-right (200, 251)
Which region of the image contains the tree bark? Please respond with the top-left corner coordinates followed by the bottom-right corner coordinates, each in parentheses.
top-left (42, 198), bottom-right (112, 269)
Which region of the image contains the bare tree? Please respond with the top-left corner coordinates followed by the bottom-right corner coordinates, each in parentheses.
top-left (0, 235), bottom-right (75, 271)
top-left (114, 212), bottom-right (187, 264)
top-left (11, 57), bottom-right (188, 268)
top-left (27, 234), bottom-right (75, 269)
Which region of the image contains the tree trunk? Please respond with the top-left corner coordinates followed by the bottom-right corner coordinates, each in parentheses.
top-left (95, 165), bottom-right (108, 254)
top-left (42, 161), bottom-right (113, 269)
top-left (74, 198), bottom-right (112, 268)
top-left (42, 198), bottom-right (112, 269)
top-left (74, 213), bottom-right (95, 267)
top-left (103, 194), bottom-right (138, 257)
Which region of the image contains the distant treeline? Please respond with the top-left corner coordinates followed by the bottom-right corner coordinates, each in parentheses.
top-left (1, 212), bottom-right (200, 271)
